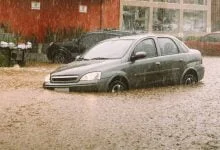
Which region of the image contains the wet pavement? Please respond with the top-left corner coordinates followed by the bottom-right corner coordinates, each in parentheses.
top-left (0, 57), bottom-right (219, 150)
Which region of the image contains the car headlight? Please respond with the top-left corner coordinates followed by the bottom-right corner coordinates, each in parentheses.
top-left (80, 72), bottom-right (101, 81)
top-left (44, 74), bottom-right (51, 82)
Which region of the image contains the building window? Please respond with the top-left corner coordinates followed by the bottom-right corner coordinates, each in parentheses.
top-left (183, 10), bottom-right (207, 32)
top-left (153, 8), bottom-right (179, 32)
top-left (183, 0), bottom-right (207, 5)
top-left (153, 0), bottom-right (179, 3)
top-left (122, 6), bottom-right (150, 31)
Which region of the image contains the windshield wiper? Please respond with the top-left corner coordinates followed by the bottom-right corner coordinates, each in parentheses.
top-left (90, 57), bottom-right (110, 60)
top-left (76, 57), bottom-right (90, 61)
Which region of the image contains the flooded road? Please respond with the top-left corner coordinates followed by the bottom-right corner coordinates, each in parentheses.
top-left (0, 57), bottom-right (219, 150)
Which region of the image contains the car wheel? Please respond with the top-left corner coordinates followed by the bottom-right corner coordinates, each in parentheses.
top-left (53, 52), bottom-right (66, 64)
top-left (183, 73), bottom-right (198, 85)
top-left (108, 80), bottom-right (128, 93)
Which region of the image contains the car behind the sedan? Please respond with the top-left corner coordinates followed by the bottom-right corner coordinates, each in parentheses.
top-left (184, 32), bottom-right (220, 56)
top-left (43, 34), bottom-right (204, 92)
top-left (46, 30), bottom-right (134, 64)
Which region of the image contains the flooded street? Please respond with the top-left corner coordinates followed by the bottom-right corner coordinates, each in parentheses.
top-left (0, 57), bottom-right (219, 150)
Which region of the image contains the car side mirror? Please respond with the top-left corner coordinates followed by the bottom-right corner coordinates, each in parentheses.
top-left (131, 51), bottom-right (147, 61)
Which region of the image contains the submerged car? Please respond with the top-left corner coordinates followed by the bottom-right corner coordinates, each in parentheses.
top-left (43, 34), bottom-right (204, 92)
top-left (184, 32), bottom-right (220, 56)
top-left (46, 30), bottom-right (134, 63)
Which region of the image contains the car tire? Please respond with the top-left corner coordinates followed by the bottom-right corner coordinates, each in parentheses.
top-left (53, 51), bottom-right (67, 64)
top-left (183, 73), bottom-right (198, 85)
top-left (108, 80), bottom-right (128, 93)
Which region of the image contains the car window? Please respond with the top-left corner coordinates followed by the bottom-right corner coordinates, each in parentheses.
top-left (79, 33), bottom-right (106, 49)
top-left (134, 39), bottom-right (158, 58)
top-left (174, 37), bottom-right (189, 53)
top-left (158, 37), bottom-right (179, 55)
top-left (83, 39), bottom-right (134, 59)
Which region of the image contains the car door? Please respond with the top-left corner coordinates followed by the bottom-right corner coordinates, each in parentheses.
top-left (156, 37), bottom-right (185, 84)
top-left (126, 38), bottom-right (162, 88)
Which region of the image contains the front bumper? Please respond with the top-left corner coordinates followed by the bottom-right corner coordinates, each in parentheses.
top-left (43, 78), bottom-right (110, 92)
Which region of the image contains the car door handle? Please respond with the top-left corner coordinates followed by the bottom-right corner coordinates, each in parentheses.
top-left (155, 62), bottom-right (161, 65)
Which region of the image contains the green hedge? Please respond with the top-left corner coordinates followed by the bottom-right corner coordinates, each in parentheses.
top-left (0, 33), bottom-right (17, 43)
top-left (184, 36), bottom-right (201, 41)
top-left (0, 50), bottom-right (10, 67)
top-left (44, 27), bottom-right (85, 43)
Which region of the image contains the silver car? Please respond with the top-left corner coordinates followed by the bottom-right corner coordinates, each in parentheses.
top-left (43, 34), bottom-right (204, 92)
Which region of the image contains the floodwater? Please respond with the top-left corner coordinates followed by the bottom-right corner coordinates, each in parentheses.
top-left (0, 57), bottom-right (219, 150)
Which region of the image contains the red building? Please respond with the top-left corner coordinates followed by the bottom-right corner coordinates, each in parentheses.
top-left (0, 0), bottom-right (120, 42)
top-left (0, 0), bottom-right (215, 43)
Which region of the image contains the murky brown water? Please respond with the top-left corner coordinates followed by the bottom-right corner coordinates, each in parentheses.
top-left (0, 57), bottom-right (220, 150)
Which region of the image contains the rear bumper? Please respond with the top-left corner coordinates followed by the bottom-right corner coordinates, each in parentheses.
top-left (197, 64), bottom-right (205, 81)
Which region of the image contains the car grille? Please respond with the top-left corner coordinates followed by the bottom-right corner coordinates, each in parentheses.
top-left (51, 75), bottom-right (78, 83)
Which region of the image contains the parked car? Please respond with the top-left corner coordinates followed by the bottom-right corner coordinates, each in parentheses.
top-left (46, 30), bottom-right (134, 63)
top-left (184, 32), bottom-right (220, 56)
top-left (43, 34), bottom-right (204, 93)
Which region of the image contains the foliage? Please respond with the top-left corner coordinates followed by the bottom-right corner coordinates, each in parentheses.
top-left (0, 23), bottom-right (26, 44)
top-left (184, 36), bottom-right (201, 41)
top-left (44, 27), bottom-right (86, 43)
top-left (0, 52), bottom-right (9, 67)
top-left (0, 33), bottom-right (18, 43)
top-left (0, 23), bottom-right (11, 33)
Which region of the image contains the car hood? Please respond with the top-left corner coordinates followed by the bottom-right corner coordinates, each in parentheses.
top-left (51, 59), bottom-right (121, 76)
top-left (53, 39), bottom-right (77, 47)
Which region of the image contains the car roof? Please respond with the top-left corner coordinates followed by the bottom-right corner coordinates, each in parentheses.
top-left (87, 30), bottom-right (135, 35)
top-left (113, 33), bottom-right (176, 40)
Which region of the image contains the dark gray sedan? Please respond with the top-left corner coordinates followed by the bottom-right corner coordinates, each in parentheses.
top-left (43, 34), bottom-right (204, 92)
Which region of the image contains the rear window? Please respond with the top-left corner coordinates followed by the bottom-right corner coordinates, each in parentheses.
top-left (174, 37), bottom-right (189, 53)
top-left (158, 37), bottom-right (179, 55)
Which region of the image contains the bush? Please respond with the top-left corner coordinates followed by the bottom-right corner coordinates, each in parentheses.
top-left (0, 52), bottom-right (9, 67)
top-left (184, 36), bottom-right (201, 41)
top-left (44, 27), bottom-right (86, 43)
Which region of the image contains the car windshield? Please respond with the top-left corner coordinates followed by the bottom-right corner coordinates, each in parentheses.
top-left (82, 39), bottom-right (134, 60)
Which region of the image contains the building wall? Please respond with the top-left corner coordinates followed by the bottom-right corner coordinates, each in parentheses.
top-left (102, 0), bottom-right (120, 29)
top-left (0, 0), bottom-right (120, 42)
top-left (211, 0), bottom-right (220, 31)
top-left (0, 0), bottom-right (213, 42)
